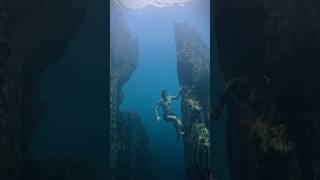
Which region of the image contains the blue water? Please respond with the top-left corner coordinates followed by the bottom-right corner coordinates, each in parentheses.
top-left (118, 1), bottom-right (210, 179)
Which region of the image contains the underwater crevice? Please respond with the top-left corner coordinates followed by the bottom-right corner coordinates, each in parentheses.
top-left (0, 0), bottom-right (96, 179)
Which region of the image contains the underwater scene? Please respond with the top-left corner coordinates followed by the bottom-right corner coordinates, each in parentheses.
top-left (0, 0), bottom-right (107, 179)
top-left (1, 0), bottom-right (320, 179)
top-left (110, 0), bottom-right (211, 180)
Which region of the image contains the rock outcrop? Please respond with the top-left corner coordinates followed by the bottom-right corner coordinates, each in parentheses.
top-left (113, 112), bottom-right (154, 180)
top-left (0, 0), bottom-right (86, 179)
top-left (174, 22), bottom-right (212, 180)
top-left (213, 0), bottom-right (320, 179)
top-left (110, 5), bottom-right (154, 180)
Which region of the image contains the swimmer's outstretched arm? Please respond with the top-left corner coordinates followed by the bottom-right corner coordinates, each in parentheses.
top-left (171, 87), bottom-right (183, 100)
top-left (155, 101), bottom-right (161, 121)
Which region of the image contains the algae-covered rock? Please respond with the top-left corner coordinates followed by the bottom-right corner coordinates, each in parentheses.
top-left (110, 5), bottom-right (154, 180)
top-left (174, 22), bottom-right (212, 180)
top-left (214, 76), bottom-right (297, 180)
top-left (114, 112), bottom-right (154, 180)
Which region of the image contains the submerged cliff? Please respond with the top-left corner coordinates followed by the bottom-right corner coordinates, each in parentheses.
top-left (110, 6), bottom-right (154, 180)
top-left (174, 22), bottom-right (212, 180)
top-left (213, 0), bottom-right (320, 179)
top-left (0, 0), bottom-right (86, 179)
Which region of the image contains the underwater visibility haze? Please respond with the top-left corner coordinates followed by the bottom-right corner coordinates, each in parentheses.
top-left (111, 0), bottom-right (212, 179)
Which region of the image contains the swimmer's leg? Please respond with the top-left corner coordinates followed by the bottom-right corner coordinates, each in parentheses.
top-left (167, 115), bottom-right (185, 136)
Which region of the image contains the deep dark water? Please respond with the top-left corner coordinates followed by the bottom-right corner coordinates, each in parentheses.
top-left (29, 0), bottom-right (107, 179)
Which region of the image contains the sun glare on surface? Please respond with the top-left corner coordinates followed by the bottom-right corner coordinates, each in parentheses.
top-left (114, 0), bottom-right (194, 9)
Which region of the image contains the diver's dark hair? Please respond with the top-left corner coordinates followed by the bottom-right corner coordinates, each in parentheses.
top-left (161, 90), bottom-right (167, 98)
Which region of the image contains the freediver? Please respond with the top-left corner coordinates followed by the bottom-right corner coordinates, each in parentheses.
top-left (155, 88), bottom-right (185, 142)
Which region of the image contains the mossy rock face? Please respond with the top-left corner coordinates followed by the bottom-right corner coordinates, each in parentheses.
top-left (222, 77), bottom-right (301, 180)
top-left (174, 22), bottom-right (212, 180)
top-left (113, 112), bottom-right (154, 180)
top-left (110, 6), bottom-right (154, 180)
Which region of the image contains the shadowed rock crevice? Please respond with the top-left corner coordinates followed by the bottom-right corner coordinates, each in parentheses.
top-left (0, 0), bottom-right (88, 179)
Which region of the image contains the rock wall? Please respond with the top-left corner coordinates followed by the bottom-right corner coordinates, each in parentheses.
top-left (213, 0), bottom-right (320, 179)
top-left (173, 22), bottom-right (212, 180)
top-left (0, 0), bottom-right (86, 179)
top-left (114, 112), bottom-right (154, 180)
top-left (110, 5), bottom-right (154, 180)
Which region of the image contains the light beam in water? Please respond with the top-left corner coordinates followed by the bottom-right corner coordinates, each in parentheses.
top-left (114, 0), bottom-right (194, 9)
